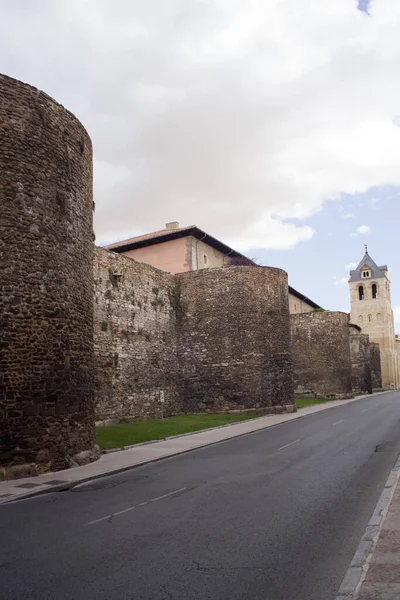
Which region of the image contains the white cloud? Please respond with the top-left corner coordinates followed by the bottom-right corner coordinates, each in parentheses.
top-left (2, 1), bottom-right (400, 249)
top-left (351, 225), bottom-right (371, 237)
top-left (357, 225), bottom-right (372, 234)
top-left (343, 213), bottom-right (355, 219)
top-left (370, 197), bottom-right (381, 209)
top-left (226, 217), bottom-right (314, 251)
top-left (346, 262), bottom-right (357, 271)
top-left (333, 276), bottom-right (348, 286)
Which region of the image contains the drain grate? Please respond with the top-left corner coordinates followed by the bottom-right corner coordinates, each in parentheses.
top-left (15, 483), bottom-right (42, 489)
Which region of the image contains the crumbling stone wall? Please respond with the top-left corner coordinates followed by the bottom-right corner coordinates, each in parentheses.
top-left (370, 342), bottom-right (383, 391)
top-left (291, 312), bottom-right (353, 398)
top-left (94, 248), bottom-right (181, 423)
top-left (176, 266), bottom-right (295, 414)
top-left (94, 260), bottom-right (296, 420)
top-left (350, 334), bottom-right (372, 395)
top-left (0, 74), bottom-right (97, 479)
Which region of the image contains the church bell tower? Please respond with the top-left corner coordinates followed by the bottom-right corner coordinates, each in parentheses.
top-left (349, 248), bottom-right (399, 390)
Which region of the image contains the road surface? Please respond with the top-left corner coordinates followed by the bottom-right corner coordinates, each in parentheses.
top-left (2, 393), bottom-right (400, 600)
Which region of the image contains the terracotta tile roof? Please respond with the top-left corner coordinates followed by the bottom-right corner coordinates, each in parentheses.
top-left (104, 225), bottom-right (195, 250)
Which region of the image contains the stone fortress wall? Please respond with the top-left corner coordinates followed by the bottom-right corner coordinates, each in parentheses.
top-left (175, 266), bottom-right (295, 415)
top-left (94, 249), bottom-right (296, 424)
top-left (0, 73), bottom-right (385, 478)
top-left (95, 252), bottom-right (382, 422)
top-left (290, 312), bottom-right (354, 398)
top-left (0, 74), bottom-right (98, 479)
top-left (350, 334), bottom-right (373, 395)
top-left (370, 342), bottom-right (383, 391)
top-left (96, 266), bottom-right (380, 418)
top-left (94, 248), bottom-right (181, 423)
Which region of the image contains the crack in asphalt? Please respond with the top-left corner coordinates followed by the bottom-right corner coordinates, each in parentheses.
top-left (375, 441), bottom-right (396, 452)
top-left (191, 559), bottom-right (265, 573)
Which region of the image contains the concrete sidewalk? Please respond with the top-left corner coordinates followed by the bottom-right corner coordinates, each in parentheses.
top-left (358, 474), bottom-right (400, 600)
top-left (337, 454), bottom-right (400, 600)
top-left (0, 393), bottom-right (387, 505)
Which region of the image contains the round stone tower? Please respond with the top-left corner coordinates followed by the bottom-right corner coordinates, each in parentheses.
top-left (0, 74), bottom-right (97, 479)
top-left (290, 311), bottom-right (353, 398)
top-left (176, 266), bottom-right (295, 413)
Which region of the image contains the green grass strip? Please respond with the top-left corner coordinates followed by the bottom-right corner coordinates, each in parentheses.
top-left (96, 412), bottom-right (266, 450)
top-left (295, 397), bottom-right (333, 409)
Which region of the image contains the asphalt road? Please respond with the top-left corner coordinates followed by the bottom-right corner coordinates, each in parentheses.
top-left (2, 393), bottom-right (400, 600)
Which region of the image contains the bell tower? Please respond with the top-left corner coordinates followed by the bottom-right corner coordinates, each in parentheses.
top-left (349, 247), bottom-right (399, 390)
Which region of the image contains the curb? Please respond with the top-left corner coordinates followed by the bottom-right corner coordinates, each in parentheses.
top-left (335, 453), bottom-right (400, 600)
top-left (0, 391), bottom-right (394, 505)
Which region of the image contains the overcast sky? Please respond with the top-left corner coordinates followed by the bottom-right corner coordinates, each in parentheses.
top-left (1, 0), bottom-right (400, 326)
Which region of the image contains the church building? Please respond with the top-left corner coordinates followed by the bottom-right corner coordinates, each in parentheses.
top-left (349, 249), bottom-right (400, 390)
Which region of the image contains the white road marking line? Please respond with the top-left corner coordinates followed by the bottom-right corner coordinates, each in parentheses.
top-left (113, 505), bottom-right (137, 517)
top-left (333, 420), bottom-right (345, 426)
top-left (363, 404), bottom-right (381, 413)
top-left (85, 487), bottom-right (187, 526)
top-left (277, 440), bottom-right (301, 451)
top-left (149, 488), bottom-right (187, 503)
top-left (87, 514), bottom-right (118, 526)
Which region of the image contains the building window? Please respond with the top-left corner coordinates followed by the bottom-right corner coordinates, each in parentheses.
top-left (358, 315), bottom-right (363, 324)
top-left (362, 270), bottom-right (371, 278)
top-left (372, 284), bottom-right (378, 299)
top-left (204, 255), bottom-right (208, 265)
top-left (377, 313), bottom-right (382, 322)
top-left (359, 286), bottom-right (364, 300)
top-left (368, 314), bottom-right (372, 323)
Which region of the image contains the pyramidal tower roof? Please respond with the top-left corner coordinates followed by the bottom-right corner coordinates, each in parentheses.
top-left (349, 249), bottom-right (388, 283)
